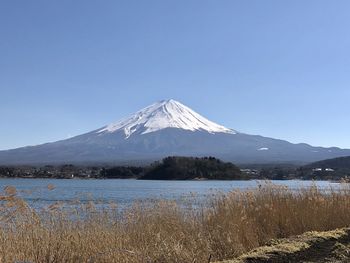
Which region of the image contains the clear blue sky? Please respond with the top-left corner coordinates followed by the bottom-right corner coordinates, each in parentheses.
top-left (1, 0), bottom-right (350, 150)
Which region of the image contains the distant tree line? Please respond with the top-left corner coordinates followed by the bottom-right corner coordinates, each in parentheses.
top-left (1, 155), bottom-right (350, 181)
top-left (100, 166), bottom-right (144, 179)
top-left (141, 156), bottom-right (244, 180)
top-left (0, 157), bottom-right (244, 180)
top-left (0, 165), bottom-right (102, 179)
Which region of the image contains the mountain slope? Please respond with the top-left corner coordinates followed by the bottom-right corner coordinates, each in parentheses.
top-left (97, 99), bottom-right (234, 137)
top-left (0, 99), bottom-right (349, 165)
top-left (306, 156), bottom-right (350, 169)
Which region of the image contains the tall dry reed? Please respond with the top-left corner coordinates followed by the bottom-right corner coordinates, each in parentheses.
top-left (0, 182), bottom-right (350, 262)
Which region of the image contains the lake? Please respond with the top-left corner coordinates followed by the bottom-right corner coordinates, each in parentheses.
top-left (0, 178), bottom-right (340, 209)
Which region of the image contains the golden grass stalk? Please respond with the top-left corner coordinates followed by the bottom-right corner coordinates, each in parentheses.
top-left (0, 182), bottom-right (349, 262)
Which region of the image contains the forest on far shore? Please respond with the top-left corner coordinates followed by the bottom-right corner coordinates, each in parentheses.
top-left (1, 155), bottom-right (350, 180)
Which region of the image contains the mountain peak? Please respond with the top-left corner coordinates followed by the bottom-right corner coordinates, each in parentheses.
top-left (97, 99), bottom-right (235, 138)
top-left (159, 98), bottom-right (176, 103)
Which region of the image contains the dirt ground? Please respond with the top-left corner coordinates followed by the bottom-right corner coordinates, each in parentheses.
top-left (218, 228), bottom-right (350, 263)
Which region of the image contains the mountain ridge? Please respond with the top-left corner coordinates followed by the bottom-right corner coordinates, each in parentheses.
top-left (0, 99), bottom-right (349, 165)
top-left (96, 99), bottom-right (235, 138)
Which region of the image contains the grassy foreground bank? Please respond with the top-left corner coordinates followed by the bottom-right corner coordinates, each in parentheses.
top-left (1, 183), bottom-right (350, 262)
top-left (219, 227), bottom-right (350, 263)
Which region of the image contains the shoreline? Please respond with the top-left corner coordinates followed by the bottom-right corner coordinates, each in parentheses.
top-left (0, 176), bottom-right (342, 182)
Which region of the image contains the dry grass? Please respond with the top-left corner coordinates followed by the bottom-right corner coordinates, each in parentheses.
top-left (219, 228), bottom-right (350, 263)
top-left (0, 182), bottom-right (350, 262)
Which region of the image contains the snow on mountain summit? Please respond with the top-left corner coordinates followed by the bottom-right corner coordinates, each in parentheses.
top-left (97, 99), bottom-right (235, 138)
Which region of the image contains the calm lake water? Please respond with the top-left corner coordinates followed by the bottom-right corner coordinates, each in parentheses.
top-left (0, 179), bottom-right (340, 208)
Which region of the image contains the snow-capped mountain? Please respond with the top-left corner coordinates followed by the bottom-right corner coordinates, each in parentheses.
top-left (97, 99), bottom-right (234, 137)
top-left (0, 99), bottom-right (349, 165)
